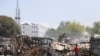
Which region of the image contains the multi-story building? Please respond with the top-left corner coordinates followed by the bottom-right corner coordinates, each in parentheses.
top-left (21, 23), bottom-right (49, 37)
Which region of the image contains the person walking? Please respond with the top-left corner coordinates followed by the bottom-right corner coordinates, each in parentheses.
top-left (74, 44), bottom-right (79, 56)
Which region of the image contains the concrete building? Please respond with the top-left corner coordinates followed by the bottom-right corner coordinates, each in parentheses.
top-left (14, 0), bottom-right (49, 37)
top-left (21, 23), bottom-right (49, 37)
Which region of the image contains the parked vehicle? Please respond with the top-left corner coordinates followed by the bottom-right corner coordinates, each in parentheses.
top-left (90, 36), bottom-right (100, 56)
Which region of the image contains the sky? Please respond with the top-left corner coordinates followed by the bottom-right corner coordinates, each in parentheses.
top-left (0, 0), bottom-right (100, 29)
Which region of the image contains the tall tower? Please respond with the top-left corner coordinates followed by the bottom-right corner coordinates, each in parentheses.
top-left (15, 0), bottom-right (20, 25)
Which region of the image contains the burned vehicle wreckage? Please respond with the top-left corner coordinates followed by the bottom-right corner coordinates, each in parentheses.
top-left (11, 35), bottom-right (53, 56)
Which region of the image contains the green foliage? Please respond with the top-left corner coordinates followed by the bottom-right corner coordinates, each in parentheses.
top-left (66, 21), bottom-right (84, 35)
top-left (46, 21), bottom-right (85, 41)
top-left (46, 29), bottom-right (58, 39)
top-left (58, 33), bottom-right (66, 42)
top-left (57, 21), bottom-right (84, 41)
top-left (92, 21), bottom-right (100, 34)
top-left (87, 21), bottom-right (100, 35)
top-left (57, 21), bottom-right (84, 36)
top-left (0, 16), bottom-right (21, 37)
top-left (86, 27), bottom-right (93, 35)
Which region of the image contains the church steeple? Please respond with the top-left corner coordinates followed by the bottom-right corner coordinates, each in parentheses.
top-left (15, 0), bottom-right (20, 25)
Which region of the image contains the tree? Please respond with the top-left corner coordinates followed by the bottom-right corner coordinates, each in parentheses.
top-left (57, 21), bottom-right (66, 29)
top-left (46, 21), bottom-right (84, 41)
top-left (57, 21), bottom-right (70, 35)
top-left (45, 29), bottom-right (58, 39)
top-left (86, 21), bottom-right (100, 35)
top-left (66, 21), bottom-right (84, 36)
top-left (92, 21), bottom-right (100, 34)
top-left (57, 21), bottom-right (84, 37)
top-left (0, 16), bottom-right (21, 37)
top-left (86, 27), bottom-right (93, 35)
top-left (57, 21), bottom-right (85, 41)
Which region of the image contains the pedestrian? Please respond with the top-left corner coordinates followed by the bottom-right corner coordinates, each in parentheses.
top-left (74, 44), bottom-right (79, 56)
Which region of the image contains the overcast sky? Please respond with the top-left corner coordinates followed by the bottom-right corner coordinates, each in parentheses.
top-left (0, 0), bottom-right (100, 28)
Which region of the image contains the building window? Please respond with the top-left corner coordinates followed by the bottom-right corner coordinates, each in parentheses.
top-left (36, 31), bottom-right (37, 33)
top-left (34, 26), bottom-right (36, 28)
top-left (33, 31), bottom-right (38, 33)
top-left (32, 26), bottom-right (34, 28)
top-left (34, 31), bottom-right (35, 33)
top-left (34, 26), bottom-right (37, 28)
top-left (23, 26), bottom-right (25, 28)
top-left (23, 31), bottom-right (25, 33)
top-left (32, 31), bottom-right (34, 33)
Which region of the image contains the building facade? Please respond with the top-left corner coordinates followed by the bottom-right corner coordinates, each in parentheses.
top-left (21, 23), bottom-right (49, 37)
